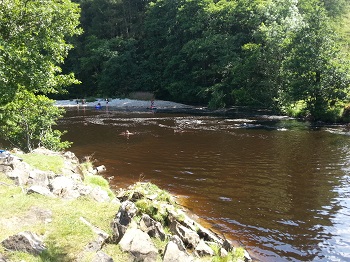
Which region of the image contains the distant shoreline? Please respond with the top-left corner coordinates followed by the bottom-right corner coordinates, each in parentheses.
top-left (55, 98), bottom-right (193, 110)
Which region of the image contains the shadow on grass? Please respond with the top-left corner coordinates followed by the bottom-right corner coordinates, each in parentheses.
top-left (39, 241), bottom-right (71, 262)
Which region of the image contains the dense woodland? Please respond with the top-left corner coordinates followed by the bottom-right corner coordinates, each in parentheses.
top-left (2, 0), bottom-right (350, 153)
top-left (60, 0), bottom-right (350, 121)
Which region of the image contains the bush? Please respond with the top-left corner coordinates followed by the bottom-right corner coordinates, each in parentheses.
top-left (0, 89), bottom-right (72, 152)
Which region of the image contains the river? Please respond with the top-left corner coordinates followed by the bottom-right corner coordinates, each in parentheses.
top-left (58, 106), bottom-right (350, 262)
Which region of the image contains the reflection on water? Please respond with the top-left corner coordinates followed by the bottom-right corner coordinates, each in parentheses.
top-left (58, 108), bottom-right (350, 261)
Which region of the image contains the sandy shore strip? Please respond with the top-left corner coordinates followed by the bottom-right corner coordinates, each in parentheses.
top-left (55, 98), bottom-right (192, 109)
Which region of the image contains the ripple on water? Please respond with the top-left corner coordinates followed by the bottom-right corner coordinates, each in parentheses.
top-left (60, 110), bottom-right (350, 262)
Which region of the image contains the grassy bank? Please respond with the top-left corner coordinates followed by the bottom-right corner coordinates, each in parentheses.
top-left (0, 153), bottom-right (126, 261)
top-left (0, 151), bottom-right (246, 262)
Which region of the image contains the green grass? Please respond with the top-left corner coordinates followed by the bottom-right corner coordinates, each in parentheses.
top-left (1, 158), bottom-right (248, 262)
top-left (0, 172), bottom-right (121, 261)
top-left (19, 153), bottom-right (64, 174)
top-left (84, 174), bottom-right (115, 198)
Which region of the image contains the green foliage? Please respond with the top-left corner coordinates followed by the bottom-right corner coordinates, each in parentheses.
top-left (0, 0), bottom-right (80, 151)
top-left (0, 90), bottom-right (72, 152)
top-left (61, 0), bottom-right (350, 122)
top-left (282, 100), bottom-right (308, 118)
top-left (210, 243), bottom-right (246, 262)
top-left (208, 87), bottom-right (226, 109)
top-left (280, 0), bottom-right (350, 120)
top-left (132, 182), bottom-right (177, 224)
top-left (0, 0), bottom-right (82, 105)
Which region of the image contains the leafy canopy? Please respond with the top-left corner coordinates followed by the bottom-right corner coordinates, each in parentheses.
top-left (0, 0), bottom-right (82, 105)
top-left (0, 0), bottom-right (81, 151)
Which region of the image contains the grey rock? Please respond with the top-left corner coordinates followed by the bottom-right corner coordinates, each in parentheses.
top-left (95, 165), bottom-right (106, 173)
top-left (63, 151), bottom-right (79, 163)
top-left (220, 247), bottom-right (228, 257)
top-left (70, 173), bottom-right (83, 183)
top-left (1, 231), bottom-right (46, 255)
top-left (76, 184), bottom-right (93, 196)
top-left (0, 253), bottom-right (8, 262)
top-left (0, 165), bottom-right (12, 174)
top-left (7, 167), bottom-right (30, 186)
top-left (27, 185), bottom-right (55, 197)
top-left (222, 239), bottom-right (233, 252)
top-left (50, 176), bottom-right (75, 198)
top-left (195, 240), bottom-right (214, 257)
top-left (243, 248), bottom-right (252, 262)
top-left (89, 186), bottom-right (110, 202)
top-left (92, 251), bottom-right (114, 262)
top-left (110, 200), bottom-right (138, 243)
top-left (163, 235), bottom-right (193, 262)
top-left (139, 214), bottom-right (166, 241)
top-left (119, 228), bottom-right (158, 262)
top-left (170, 220), bottom-right (200, 249)
top-left (32, 147), bottom-right (58, 155)
top-left (29, 170), bottom-right (50, 187)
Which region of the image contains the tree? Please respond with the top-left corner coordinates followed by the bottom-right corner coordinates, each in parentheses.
top-left (0, 89), bottom-right (72, 152)
top-left (281, 0), bottom-right (350, 120)
top-left (0, 0), bottom-right (81, 151)
top-left (0, 0), bottom-right (82, 105)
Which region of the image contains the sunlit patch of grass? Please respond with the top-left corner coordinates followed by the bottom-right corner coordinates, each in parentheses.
top-left (0, 172), bottom-right (15, 186)
top-left (79, 160), bottom-right (94, 175)
top-left (19, 153), bottom-right (64, 174)
top-left (101, 244), bottom-right (131, 261)
top-left (210, 243), bottom-right (246, 262)
top-left (132, 182), bottom-right (175, 204)
top-left (84, 174), bottom-right (115, 198)
top-left (0, 176), bottom-right (119, 261)
top-left (152, 237), bottom-right (168, 261)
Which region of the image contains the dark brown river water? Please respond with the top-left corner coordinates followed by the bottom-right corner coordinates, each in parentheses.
top-left (58, 107), bottom-right (350, 262)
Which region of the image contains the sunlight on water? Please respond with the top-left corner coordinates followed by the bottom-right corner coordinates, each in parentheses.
top-left (59, 108), bottom-right (350, 262)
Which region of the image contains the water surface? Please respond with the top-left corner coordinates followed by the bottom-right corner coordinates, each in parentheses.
top-left (59, 107), bottom-right (350, 261)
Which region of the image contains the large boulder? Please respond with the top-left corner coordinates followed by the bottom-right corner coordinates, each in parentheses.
top-left (110, 200), bottom-right (138, 243)
top-left (89, 186), bottom-right (110, 203)
top-left (1, 231), bottom-right (46, 255)
top-left (119, 228), bottom-right (158, 262)
top-left (194, 240), bottom-right (214, 257)
top-left (27, 185), bottom-right (55, 198)
top-left (5, 159), bottom-right (31, 186)
top-left (8, 169), bottom-right (30, 186)
top-left (163, 235), bottom-right (193, 262)
top-left (169, 220), bottom-right (200, 249)
top-left (92, 251), bottom-right (114, 262)
top-left (139, 214), bottom-right (166, 241)
top-left (28, 170), bottom-right (52, 187)
top-left (50, 176), bottom-right (80, 199)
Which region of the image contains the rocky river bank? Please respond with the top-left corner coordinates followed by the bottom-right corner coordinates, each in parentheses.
top-left (0, 148), bottom-right (251, 262)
